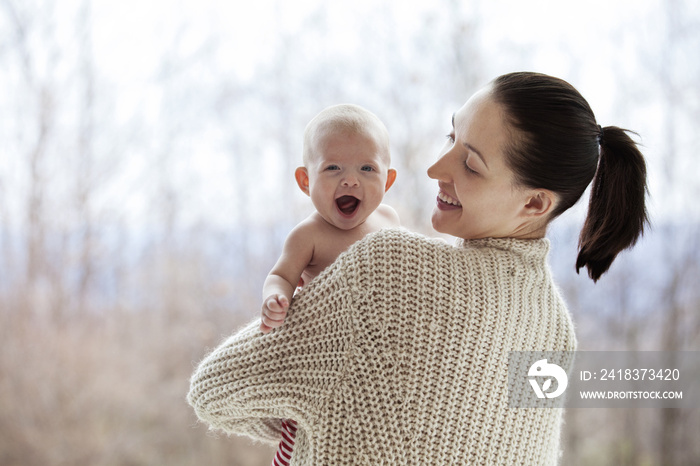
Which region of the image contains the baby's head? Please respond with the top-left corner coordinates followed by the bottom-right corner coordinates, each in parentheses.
top-left (295, 104), bottom-right (397, 230)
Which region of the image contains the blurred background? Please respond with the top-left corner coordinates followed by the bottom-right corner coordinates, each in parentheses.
top-left (1, 0), bottom-right (698, 464)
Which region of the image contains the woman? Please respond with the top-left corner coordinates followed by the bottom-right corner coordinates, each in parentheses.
top-left (188, 72), bottom-right (648, 465)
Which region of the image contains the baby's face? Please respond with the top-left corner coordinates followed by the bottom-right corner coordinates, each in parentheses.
top-left (304, 127), bottom-right (393, 230)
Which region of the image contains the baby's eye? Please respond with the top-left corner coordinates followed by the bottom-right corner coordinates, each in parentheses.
top-left (325, 164), bottom-right (340, 171)
top-left (360, 165), bottom-right (375, 172)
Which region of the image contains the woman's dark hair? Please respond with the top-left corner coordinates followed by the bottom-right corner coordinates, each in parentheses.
top-left (490, 72), bottom-right (649, 282)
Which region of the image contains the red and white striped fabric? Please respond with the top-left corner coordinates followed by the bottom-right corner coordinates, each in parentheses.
top-left (271, 419), bottom-right (297, 466)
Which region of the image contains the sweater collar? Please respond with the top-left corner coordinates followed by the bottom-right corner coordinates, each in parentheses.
top-left (454, 236), bottom-right (550, 259)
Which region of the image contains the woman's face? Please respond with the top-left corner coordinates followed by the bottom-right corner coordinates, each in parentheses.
top-left (427, 87), bottom-right (547, 240)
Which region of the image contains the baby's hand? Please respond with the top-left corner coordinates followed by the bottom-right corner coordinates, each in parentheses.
top-left (260, 294), bottom-right (290, 333)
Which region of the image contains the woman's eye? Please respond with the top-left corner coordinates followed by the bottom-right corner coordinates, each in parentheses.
top-left (465, 163), bottom-right (478, 175)
top-left (445, 133), bottom-right (455, 143)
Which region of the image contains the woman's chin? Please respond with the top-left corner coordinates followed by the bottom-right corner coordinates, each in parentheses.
top-left (430, 210), bottom-right (452, 235)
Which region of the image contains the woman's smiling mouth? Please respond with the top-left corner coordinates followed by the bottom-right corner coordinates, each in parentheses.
top-left (437, 191), bottom-right (462, 209)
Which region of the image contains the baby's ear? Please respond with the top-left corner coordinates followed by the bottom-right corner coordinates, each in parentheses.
top-left (384, 168), bottom-right (397, 192)
top-left (295, 167), bottom-right (310, 196)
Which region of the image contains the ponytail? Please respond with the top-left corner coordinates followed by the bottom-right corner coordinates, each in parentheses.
top-left (490, 72), bottom-right (650, 281)
top-left (576, 127), bottom-right (649, 281)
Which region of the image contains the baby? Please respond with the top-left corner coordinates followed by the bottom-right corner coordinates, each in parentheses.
top-left (260, 103), bottom-right (399, 333)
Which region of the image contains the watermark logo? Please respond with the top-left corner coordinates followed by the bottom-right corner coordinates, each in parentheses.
top-left (528, 359), bottom-right (568, 399)
top-left (510, 351), bottom-right (695, 408)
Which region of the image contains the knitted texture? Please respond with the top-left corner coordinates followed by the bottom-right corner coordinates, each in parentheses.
top-left (188, 228), bottom-right (577, 465)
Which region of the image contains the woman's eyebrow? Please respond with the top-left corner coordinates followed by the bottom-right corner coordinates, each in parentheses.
top-left (451, 113), bottom-right (455, 128)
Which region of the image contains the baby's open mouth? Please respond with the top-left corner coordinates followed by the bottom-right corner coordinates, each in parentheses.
top-left (336, 195), bottom-right (360, 215)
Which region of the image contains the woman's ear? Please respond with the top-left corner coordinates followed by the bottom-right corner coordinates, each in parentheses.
top-left (295, 167), bottom-right (310, 196)
top-left (523, 190), bottom-right (557, 217)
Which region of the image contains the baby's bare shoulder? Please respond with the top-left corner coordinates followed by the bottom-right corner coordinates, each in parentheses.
top-left (374, 203), bottom-right (400, 227)
top-left (284, 213), bottom-right (327, 248)
top-left (293, 212), bottom-right (328, 233)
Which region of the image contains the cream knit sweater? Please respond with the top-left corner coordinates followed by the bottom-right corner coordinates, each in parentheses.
top-left (188, 228), bottom-right (577, 465)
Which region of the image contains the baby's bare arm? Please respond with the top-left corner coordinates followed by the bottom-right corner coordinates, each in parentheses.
top-left (261, 223), bottom-right (315, 333)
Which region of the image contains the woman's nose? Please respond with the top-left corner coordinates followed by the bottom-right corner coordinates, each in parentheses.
top-left (427, 154), bottom-right (448, 181)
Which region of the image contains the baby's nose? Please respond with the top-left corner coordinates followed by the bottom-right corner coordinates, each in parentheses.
top-left (342, 174), bottom-right (359, 187)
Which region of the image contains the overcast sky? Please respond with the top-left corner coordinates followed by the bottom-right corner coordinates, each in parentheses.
top-left (3, 0), bottom-right (697, 231)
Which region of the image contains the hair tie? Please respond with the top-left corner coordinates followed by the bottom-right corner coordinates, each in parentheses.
top-left (598, 125), bottom-right (605, 145)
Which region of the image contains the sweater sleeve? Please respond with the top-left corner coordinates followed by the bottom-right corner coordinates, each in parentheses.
top-left (187, 250), bottom-right (355, 443)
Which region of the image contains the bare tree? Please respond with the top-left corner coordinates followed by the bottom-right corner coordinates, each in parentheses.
top-left (651, 1), bottom-right (700, 463)
top-left (1, 0), bottom-right (59, 320)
